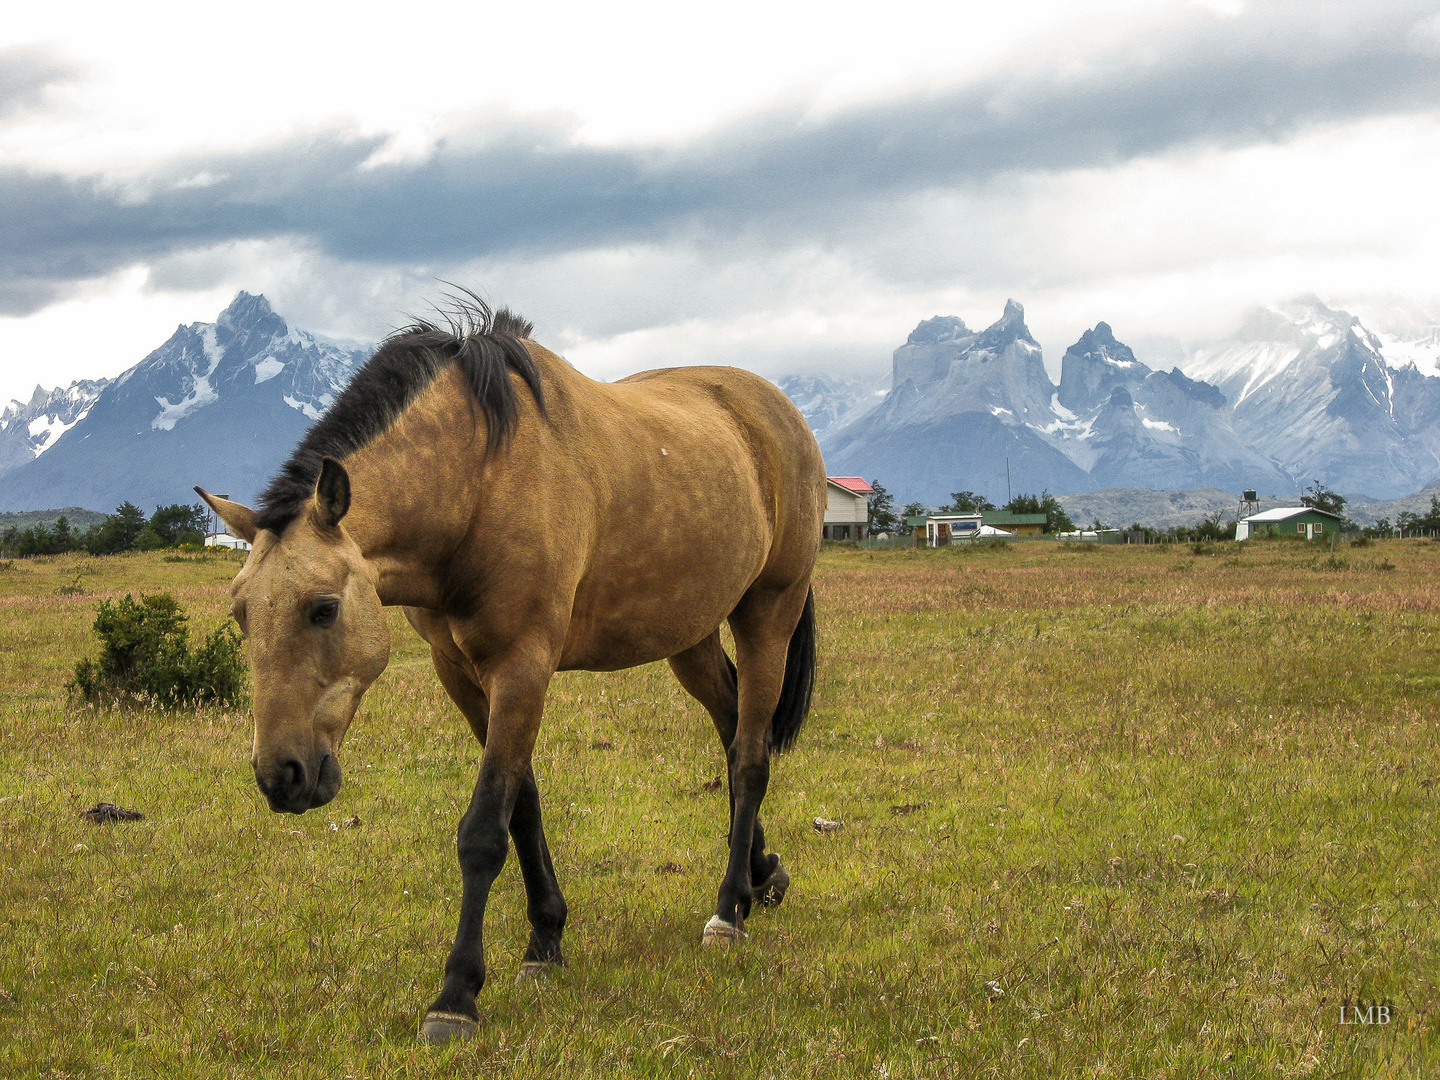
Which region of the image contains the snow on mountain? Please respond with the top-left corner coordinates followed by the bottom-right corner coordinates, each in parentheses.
top-left (819, 305), bottom-right (1305, 505)
top-left (775, 373), bottom-right (888, 438)
top-left (1053, 323), bottom-right (1293, 492)
top-left (0, 379), bottom-right (110, 475)
top-left (0, 292), bottom-right (371, 513)
top-left (1374, 327), bottom-right (1440, 377)
top-left (820, 301), bottom-right (1092, 505)
top-left (1183, 297), bottom-right (1438, 499)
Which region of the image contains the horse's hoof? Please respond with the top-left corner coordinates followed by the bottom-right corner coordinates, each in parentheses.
top-left (515, 961), bottom-right (557, 984)
top-left (419, 1010), bottom-right (477, 1045)
top-left (752, 858), bottom-right (791, 907)
top-left (702, 914), bottom-right (747, 946)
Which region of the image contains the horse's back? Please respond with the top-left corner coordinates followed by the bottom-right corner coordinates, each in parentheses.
top-left (525, 359), bottom-right (824, 668)
top-left (610, 365), bottom-right (824, 544)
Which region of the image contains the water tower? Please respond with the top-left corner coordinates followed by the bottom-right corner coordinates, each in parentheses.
top-left (1238, 488), bottom-right (1259, 521)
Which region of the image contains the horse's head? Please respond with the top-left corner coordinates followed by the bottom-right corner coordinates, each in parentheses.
top-left (198, 459), bottom-right (390, 814)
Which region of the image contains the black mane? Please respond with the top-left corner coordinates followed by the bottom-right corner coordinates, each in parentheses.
top-left (254, 294), bottom-right (544, 534)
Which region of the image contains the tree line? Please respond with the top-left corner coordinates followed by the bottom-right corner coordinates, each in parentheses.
top-left (857, 479), bottom-right (1414, 541)
top-left (0, 502), bottom-right (209, 557)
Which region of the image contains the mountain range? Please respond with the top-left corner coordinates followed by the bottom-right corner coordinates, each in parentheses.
top-left (2, 291), bottom-right (1439, 516)
top-left (0, 293), bottom-right (369, 512)
top-left (816, 297), bottom-right (1440, 505)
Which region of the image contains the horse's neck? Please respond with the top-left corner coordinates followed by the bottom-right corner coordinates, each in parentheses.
top-left (341, 372), bottom-right (490, 609)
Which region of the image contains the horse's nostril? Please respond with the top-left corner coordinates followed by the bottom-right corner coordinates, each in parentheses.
top-left (281, 757), bottom-right (306, 793)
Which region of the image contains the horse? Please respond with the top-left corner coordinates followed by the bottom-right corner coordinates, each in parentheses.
top-left (196, 297), bottom-right (824, 1044)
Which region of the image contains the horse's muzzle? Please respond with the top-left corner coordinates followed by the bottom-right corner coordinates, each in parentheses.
top-left (255, 751), bottom-right (342, 814)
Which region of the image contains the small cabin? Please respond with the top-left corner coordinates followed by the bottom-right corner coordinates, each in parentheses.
top-left (981, 510), bottom-right (1047, 536)
top-left (823, 477), bottom-right (872, 541)
top-left (1236, 506), bottom-right (1345, 541)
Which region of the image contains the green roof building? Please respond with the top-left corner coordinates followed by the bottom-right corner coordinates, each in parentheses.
top-left (981, 510), bottom-right (1048, 535)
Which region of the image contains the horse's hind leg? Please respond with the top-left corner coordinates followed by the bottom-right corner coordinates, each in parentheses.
top-left (668, 631), bottom-right (790, 918)
top-left (702, 583), bottom-right (812, 942)
top-left (424, 640), bottom-right (567, 1012)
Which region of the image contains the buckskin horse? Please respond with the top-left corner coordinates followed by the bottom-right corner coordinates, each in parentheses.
top-left (196, 297), bottom-right (824, 1044)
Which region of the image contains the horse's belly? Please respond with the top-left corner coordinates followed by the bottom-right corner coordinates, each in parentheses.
top-left (557, 604), bottom-right (725, 671)
top-left (559, 569), bottom-right (751, 671)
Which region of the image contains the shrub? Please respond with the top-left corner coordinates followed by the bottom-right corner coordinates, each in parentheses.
top-left (70, 593), bottom-right (247, 709)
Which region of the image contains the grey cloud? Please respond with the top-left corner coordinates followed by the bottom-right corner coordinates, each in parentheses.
top-left (0, 44), bottom-right (79, 120)
top-left (4, 1), bottom-right (1439, 313)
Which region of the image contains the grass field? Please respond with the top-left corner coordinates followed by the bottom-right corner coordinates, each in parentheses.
top-left (1, 538), bottom-right (1436, 1078)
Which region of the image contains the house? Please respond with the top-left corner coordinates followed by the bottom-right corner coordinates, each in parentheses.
top-left (1236, 506), bottom-right (1346, 541)
top-left (204, 531), bottom-right (252, 551)
top-left (980, 510), bottom-right (1048, 536)
top-left (918, 513), bottom-right (1014, 546)
top-left (824, 477), bottom-right (873, 541)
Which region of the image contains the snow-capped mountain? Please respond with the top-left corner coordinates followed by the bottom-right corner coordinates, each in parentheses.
top-left (0, 379), bottom-right (110, 476)
top-left (819, 301), bottom-right (1092, 504)
top-left (1053, 322), bottom-right (1293, 492)
top-left (811, 296), bottom-right (1440, 506)
top-left (774, 373), bottom-right (889, 438)
top-left (1184, 298), bottom-right (1439, 499)
top-left (0, 293), bottom-right (371, 513)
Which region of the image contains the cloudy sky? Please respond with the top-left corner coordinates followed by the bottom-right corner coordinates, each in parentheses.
top-left (2, 0), bottom-right (1438, 404)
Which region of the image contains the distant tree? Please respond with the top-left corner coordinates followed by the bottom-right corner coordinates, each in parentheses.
top-left (866, 481), bottom-right (899, 535)
top-left (1300, 481), bottom-right (1346, 516)
top-left (86, 502), bottom-right (148, 555)
top-left (1301, 481), bottom-right (1362, 531)
top-left (0, 516), bottom-right (85, 556)
top-left (942, 491), bottom-right (995, 514)
top-left (1004, 491), bottom-right (1073, 534)
top-left (1193, 510), bottom-right (1234, 541)
top-left (1369, 516), bottom-right (1394, 538)
top-left (901, 501), bottom-right (928, 522)
top-left (51, 516), bottom-right (76, 551)
top-left (1398, 496), bottom-right (1440, 535)
top-left (148, 503), bottom-right (208, 547)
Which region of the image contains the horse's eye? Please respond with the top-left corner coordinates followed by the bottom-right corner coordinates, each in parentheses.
top-left (307, 597), bottom-right (340, 627)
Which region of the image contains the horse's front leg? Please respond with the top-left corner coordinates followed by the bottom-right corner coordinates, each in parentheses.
top-left (420, 662), bottom-right (548, 1045)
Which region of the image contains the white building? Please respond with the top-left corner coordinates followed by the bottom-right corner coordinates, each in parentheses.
top-left (204, 532), bottom-right (252, 551)
top-left (824, 477), bottom-right (872, 541)
top-left (923, 514), bottom-right (1012, 546)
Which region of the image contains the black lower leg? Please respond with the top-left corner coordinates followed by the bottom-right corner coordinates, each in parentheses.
top-left (717, 755), bottom-right (769, 925)
top-left (725, 748), bottom-right (778, 889)
top-left (748, 817), bottom-right (779, 886)
top-left (428, 769), bottom-right (516, 1020)
top-left (510, 769), bottom-right (567, 964)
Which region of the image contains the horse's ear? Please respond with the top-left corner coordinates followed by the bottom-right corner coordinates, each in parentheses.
top-left (194, 487), bottom-right (257, 543)
top-left (313, 458), bottom-right (351, 530)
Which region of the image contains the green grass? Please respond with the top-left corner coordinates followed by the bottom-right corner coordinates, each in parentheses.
top-left (1, 541), bottom-right (1436, 1077)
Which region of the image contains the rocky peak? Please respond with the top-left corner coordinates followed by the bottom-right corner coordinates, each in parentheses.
top-left (1058, 321), bottom-right (1150, 413)
top-left (973, 299), bottom-right (1036, 353)
top-left (214, 292), bottom-right (289, 360)
top-left (906, 315), bottom-right (970, 346)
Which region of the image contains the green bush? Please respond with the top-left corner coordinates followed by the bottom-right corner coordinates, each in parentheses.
top-left (70, 593), bottom-right (247, 709)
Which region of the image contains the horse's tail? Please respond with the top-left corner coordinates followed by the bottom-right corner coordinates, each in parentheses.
top-left (768, 588), bottom-right (816, 753)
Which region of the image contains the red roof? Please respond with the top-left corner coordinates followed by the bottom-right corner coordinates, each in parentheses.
top-left (827, 476), bottom-right (874, 494)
